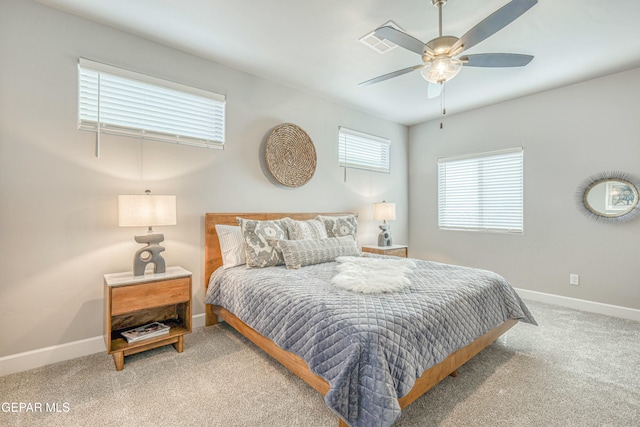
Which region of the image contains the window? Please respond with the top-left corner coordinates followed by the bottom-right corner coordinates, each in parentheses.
top-left (78, 58), bottom-right (225, 149)
top-left (438, 147), bottom-right (523, 233)
top-left (338, 127), bottom-right (390, 173)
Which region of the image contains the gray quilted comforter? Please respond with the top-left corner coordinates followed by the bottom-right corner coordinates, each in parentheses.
top-left (205, 257), bottom-right (536, 427)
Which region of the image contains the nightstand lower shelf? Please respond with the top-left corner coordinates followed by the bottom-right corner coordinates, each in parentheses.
top-left (110, 323), bottom-right (190, 353)
top-left (110, 327), bottom-right (188, 371)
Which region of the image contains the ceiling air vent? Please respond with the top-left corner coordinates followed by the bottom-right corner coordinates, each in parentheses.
top-left (359, 21), bottom-right (404, 54)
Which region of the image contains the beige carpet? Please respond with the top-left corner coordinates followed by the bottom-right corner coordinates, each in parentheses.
top-left (1, 300), bottom-right (639, 427)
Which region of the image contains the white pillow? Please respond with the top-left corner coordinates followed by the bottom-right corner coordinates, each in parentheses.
top-left (215, 224), bottom-right (246, 269)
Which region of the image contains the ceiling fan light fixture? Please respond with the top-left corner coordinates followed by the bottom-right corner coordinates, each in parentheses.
top-left (420, 57), bottom-right (462, 83)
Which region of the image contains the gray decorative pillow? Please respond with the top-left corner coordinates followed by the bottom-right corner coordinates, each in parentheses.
top-left (237, 217), bottom-right (288, 268)
top-left (278, 236), bottom-right (360, 269)
top-left (315, 214), bottom-right (359, 241)
top-left (283, 218), bottom-right (328, 240)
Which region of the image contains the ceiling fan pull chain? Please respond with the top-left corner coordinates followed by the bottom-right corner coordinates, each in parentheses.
top-left (440, 83), bottom-right (446, 129)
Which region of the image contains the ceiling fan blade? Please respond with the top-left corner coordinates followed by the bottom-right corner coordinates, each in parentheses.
top-left (451, 0), bottom-right (537, 54)
top-left (461, 53), bottom-right (533, 67)
top-left (359, 65), bottom-right (424, 86)
top-left (374, 26), bottom-right (430, 56)
top-left (427, 83), bottom-right (442, 99)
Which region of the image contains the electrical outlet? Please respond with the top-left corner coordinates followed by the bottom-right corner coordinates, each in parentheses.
top-left (569, 274), bottom-right (580, 286)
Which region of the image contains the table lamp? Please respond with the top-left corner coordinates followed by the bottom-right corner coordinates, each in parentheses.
top-left (118, 190), bottom-right (177, 276)
top-left (373, 201), bottom-right (396, 247)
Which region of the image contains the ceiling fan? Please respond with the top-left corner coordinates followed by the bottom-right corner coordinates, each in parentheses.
top-left (360, 0), bottom-right (538, 97)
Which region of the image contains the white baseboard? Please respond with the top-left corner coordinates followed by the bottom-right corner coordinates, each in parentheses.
top-left (3, 294), bottom-right (636, 378)
top-left (0, 313), bottom-right (207, 377)
top-left (0, 336), bottom-right (105, 377)
top-left (192, 312), bottom-right (206, 328)
top-left (515, 288), bottom-right (640, 322)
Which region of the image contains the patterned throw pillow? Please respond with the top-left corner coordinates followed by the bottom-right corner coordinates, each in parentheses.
top-left (315, 214), bottom-right (358, 241)
top-left (215, 224), bottom-right (246, 269)
top-left (278, 236), bottom-right (360, 269)
top-left (237, 217), bottom-right (288, 268)
top-left (283, 218), bottom-right (328, 240)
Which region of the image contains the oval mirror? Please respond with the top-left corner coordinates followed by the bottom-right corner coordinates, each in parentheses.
top-left (578, 173), bottom-right (640, 222)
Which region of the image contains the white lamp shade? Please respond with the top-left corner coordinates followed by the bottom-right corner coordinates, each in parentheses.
top-left (373, 202), bottom-right (396, 221)
top-left (118, 194), bottom-right (177, 227)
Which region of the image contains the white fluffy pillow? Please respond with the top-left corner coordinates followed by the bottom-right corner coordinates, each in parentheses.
top-left (331, 256), bottom-right (416, 293)
top-left (215, 224), bottom-right (246, 269)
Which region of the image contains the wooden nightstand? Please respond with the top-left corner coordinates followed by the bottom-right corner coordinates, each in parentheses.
top-left (362, 244), bottom-right (408, 258)
top-left (104, 266), bottom-right (192, 371)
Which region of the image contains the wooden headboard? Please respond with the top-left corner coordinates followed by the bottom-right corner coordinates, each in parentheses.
top-left (204, 212), bottom-right (349, 326)
top-left (204, 213), bottom-right (346, 283)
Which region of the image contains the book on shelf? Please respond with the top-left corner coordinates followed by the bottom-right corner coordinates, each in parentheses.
top-left (121, 322), bottom-right (170, 343)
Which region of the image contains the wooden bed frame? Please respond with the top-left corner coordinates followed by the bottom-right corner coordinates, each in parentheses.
top-left (204, 213), bottom-right (517, 427)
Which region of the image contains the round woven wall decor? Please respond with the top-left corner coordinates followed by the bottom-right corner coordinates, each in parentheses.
top-left (265, 123), bottom-right (317, 187)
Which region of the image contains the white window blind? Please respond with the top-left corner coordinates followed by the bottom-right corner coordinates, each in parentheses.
top-left (438, 147), bottom-right (523, 233)
top-left (338, 127), bottom-right (390, 173)
top-left (78, 58), bottom-right (225, 150)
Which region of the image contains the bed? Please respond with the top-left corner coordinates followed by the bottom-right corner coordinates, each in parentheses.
top-left (203, 212), bottom-right (536, 426)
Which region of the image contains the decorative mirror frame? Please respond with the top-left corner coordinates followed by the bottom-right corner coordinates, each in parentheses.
top-left (576, 171), bottom-right (640, 223)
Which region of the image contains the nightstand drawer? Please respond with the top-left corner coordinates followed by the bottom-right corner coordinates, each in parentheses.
top-left (382, 248), bottom-right (408, 257)
top-left (111, 278), bottom-right (190, 315)
top-left (361, 245), bottom-right (408, 258)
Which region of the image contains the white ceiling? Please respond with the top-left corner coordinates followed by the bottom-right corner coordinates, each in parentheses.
top-left (37, 0), bottom-right (640, 126)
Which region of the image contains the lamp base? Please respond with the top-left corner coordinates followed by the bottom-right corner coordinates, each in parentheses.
top-left (377, 224), bottom-right (393, 247)
top-left (133, 233), bottom-right (167, 276)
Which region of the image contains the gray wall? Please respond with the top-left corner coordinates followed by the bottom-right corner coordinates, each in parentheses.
top-left (0, 1), bottom-right (409, 357)
top-left (409, 67), bottom-right (640, 309)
